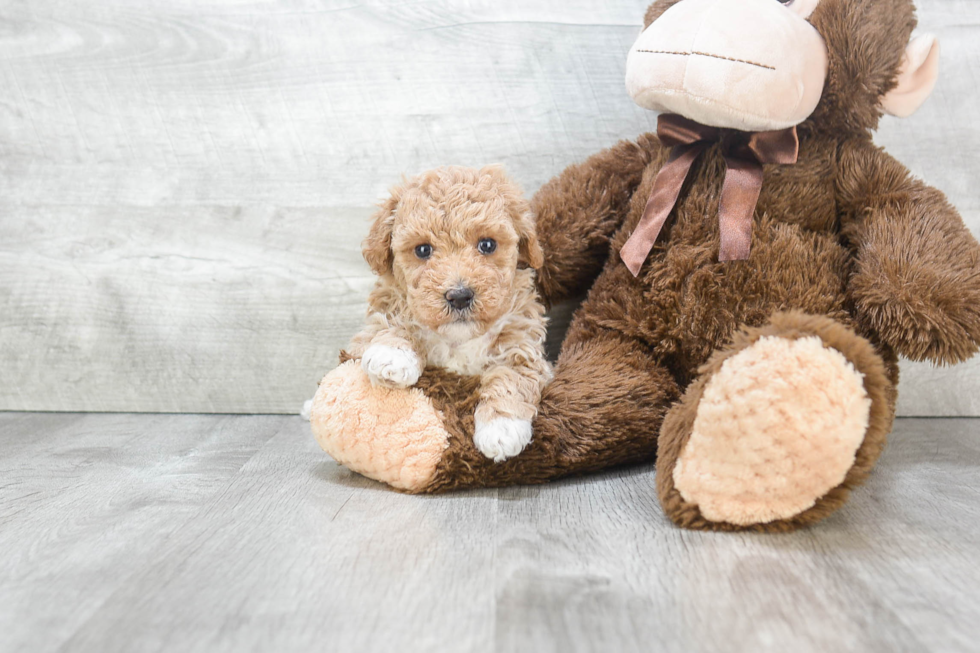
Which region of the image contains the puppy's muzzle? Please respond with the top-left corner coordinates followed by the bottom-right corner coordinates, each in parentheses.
top-left (445, 286), bottom-right (475, 311)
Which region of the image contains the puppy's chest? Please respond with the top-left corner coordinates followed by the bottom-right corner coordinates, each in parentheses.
top-left (422, 330), bottom-right (495, 376)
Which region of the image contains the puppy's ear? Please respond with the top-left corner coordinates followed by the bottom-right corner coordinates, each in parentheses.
top-left (480, 164), bottom-right (545, 270)
top-left (362, 184), bottom-right (403, 275)
top-left (514, 204), bottom-right (544, 270)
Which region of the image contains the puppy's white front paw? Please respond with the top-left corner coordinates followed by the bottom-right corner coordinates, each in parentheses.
top-left (300, 398), bottom-right (313, 421)
top-left (361, 344), bottom-right (422, 388)
top-left (474, 416), bottom-right (533, 463)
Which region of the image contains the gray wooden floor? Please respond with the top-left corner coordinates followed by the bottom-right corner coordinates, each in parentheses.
top-left (1, 413), bottom-right (979, 653)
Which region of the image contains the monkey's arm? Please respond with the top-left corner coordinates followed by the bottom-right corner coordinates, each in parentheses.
top-left (532, 133), bottom-right (664, 307)
top-left (838, 140), bottom-right (980, 365)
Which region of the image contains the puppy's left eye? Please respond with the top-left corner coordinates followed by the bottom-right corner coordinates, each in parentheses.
top-left (477, 238), bottom-right (497, 255)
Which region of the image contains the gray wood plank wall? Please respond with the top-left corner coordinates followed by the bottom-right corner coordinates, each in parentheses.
top-left (1, 0), bottom-right (977, 414)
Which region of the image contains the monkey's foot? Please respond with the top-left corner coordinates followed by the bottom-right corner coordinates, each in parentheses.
top-left (310, 361), bottom-right (450, 492)
top-left (657, 313), bottom-right (894, 532)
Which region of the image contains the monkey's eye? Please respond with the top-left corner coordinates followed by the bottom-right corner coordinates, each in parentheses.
top-left (415, 244), bottom-right (433, 259)
top-left (477, 238), bottom-right (497, 255)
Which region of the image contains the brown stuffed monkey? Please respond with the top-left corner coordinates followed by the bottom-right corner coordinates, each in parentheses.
top-left (311, 0), bottom-right (980, 532)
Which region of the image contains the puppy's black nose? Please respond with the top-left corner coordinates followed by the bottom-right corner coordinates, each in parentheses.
top-left (445, 287), bottom-right (475, 310)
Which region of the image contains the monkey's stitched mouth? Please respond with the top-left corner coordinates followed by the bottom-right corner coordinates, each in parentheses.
top-left (636, 49), bottom-right (775, 71)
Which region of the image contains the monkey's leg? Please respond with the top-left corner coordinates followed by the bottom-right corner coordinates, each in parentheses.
top-left (309, 358), bottom-right (457, 492)
top-left (311, 328), bottom-right (679, 493)
top-left (423, 328), bottom-right (680, 492)
top-left (656, 312), bottom-right (896, 532)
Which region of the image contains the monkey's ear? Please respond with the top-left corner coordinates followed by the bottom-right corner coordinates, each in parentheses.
top-left (881, 34), bottom-right (941, 118)
top-left (362, 187), bottom-right (402, 276)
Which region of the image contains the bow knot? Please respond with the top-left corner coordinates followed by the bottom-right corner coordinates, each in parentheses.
top-left (620, 114), bottom-right (799, 276)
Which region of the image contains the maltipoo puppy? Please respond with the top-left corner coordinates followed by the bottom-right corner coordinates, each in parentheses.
top-left (347, 165), bottom-right (553, 462)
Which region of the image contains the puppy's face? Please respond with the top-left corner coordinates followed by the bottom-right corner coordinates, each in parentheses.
top-left (364, 166), bottom-right (543, 339)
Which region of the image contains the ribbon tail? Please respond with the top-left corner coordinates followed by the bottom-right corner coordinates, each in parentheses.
top-left (717, 156), bottom-right (764, 262)
top-left (620, 143), bottom-right (704, 276)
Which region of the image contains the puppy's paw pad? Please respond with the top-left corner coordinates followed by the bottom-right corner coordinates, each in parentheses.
top-left (361, 344), bottom-right (422, 388)
top-left (474, 417), bottom-right (533, 463)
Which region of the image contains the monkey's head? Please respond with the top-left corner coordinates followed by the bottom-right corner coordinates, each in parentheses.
top-left (628, 0), bottom-right (940, 134)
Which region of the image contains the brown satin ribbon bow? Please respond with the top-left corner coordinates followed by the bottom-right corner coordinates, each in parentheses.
top-left (620, 113), bottom-right (799, 277)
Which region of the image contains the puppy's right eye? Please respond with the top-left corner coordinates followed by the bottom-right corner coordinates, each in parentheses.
top-left (414, 244), bottom-right (433, 260)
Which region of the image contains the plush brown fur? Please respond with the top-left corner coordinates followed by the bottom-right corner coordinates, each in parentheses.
top-left (807, 0), bottom-right (917, 134)
top-left (837, 143), bottom-right (980, 364)
top-left (531, 134), bottom-right (662, 308)
top-left (322, 0), bottom-right (980, 532)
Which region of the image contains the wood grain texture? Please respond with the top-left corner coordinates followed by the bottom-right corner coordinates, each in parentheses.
top-left (1, 413), bottom-right (978, 652)
top-left (0, 0), bottom-right (977, 413)
top-left (0, 412), bottom-right (283, 652)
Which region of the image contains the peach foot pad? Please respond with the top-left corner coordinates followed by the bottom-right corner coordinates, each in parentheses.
top-left (673, 336), bottom-right (872, 525)
top-left (310, 360), bottom-right (450, 492)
